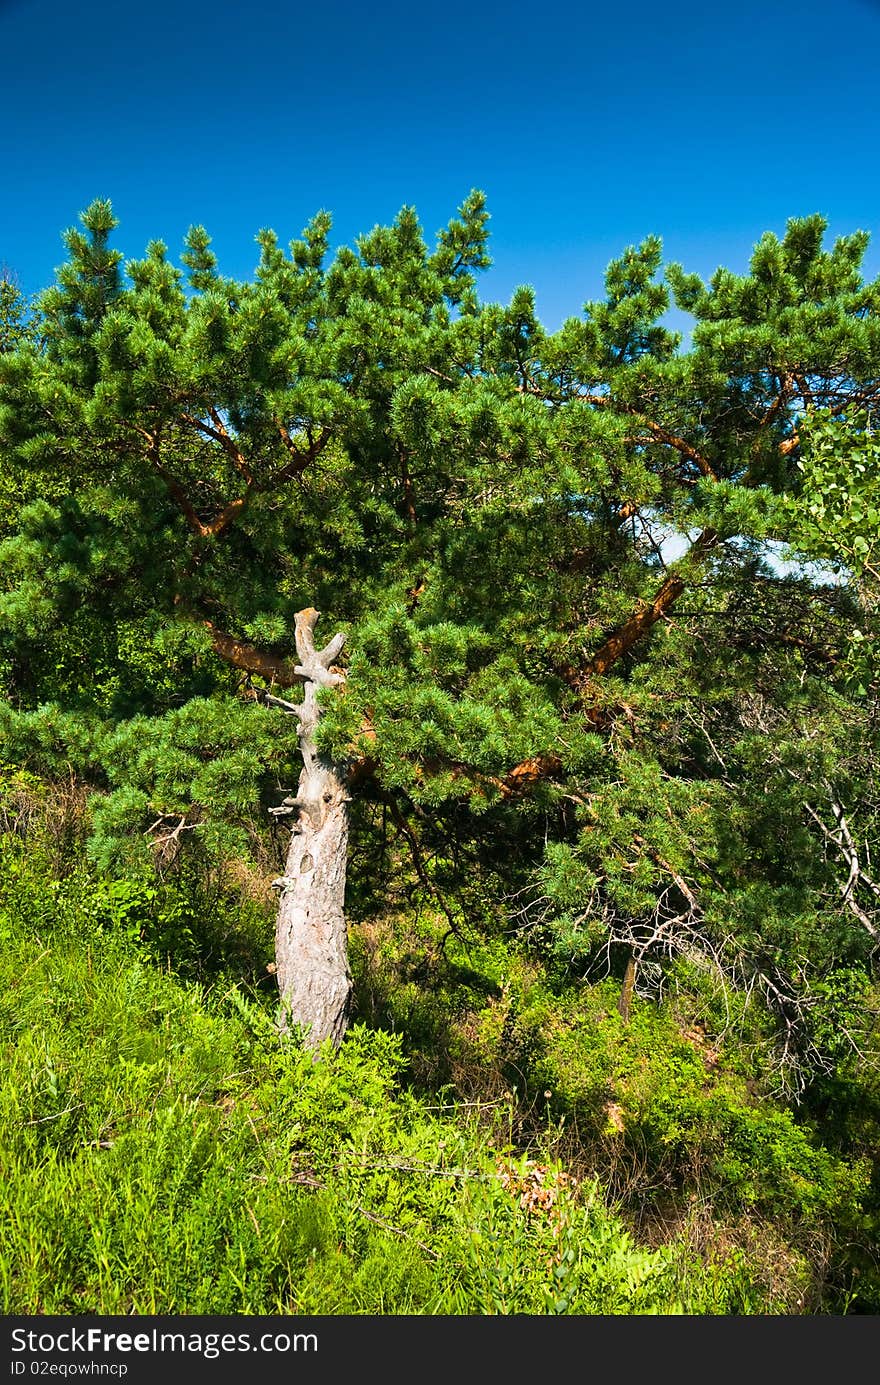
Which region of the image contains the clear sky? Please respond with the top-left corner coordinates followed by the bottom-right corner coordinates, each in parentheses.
top-left (3, 0), bottom-right (880, 330)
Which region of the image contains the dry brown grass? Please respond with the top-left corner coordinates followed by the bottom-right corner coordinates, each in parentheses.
top-left (0, 769), bottom-right (89, 863)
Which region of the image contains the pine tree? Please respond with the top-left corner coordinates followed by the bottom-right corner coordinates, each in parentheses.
top-left (2, 199), bottom-right (879, 1063)
top-left (0, 267), bottom-right (35, 354)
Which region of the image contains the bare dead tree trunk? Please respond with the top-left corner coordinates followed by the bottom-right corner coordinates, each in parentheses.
top-left (270, 609), bottom-right (352, 1050)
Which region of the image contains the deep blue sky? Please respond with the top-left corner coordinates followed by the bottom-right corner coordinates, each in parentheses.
top-left (3, 0), bottom-right (880, 329)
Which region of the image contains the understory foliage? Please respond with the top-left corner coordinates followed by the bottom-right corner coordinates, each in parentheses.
top-left (1, 199), bottom-right (880, 1311)
top-left (1, 787), bottom-right (877, 1313)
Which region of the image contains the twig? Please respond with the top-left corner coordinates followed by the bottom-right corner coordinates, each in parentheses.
top-left (354, 1206), bottom-right (439, 1260)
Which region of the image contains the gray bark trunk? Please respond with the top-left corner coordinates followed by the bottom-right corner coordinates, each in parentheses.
top-left (270, 609), bottom-right (352, 1050)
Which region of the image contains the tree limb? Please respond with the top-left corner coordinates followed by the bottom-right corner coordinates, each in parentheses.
top-left (179, 409), bottom-right (255, 486)
top-left (201, 618), bottom-right (302, 687)
top-left (265, 425), bottom-right (331, 489)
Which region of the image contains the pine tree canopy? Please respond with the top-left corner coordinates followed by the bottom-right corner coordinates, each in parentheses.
top-left (2, 195), bottom-right (880, 1077)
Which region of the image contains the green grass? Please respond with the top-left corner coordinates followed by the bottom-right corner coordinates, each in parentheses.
top-left (0, 919), bottom-right (674, 1312)
top-left (1, 828), bottom-right (872, 1313)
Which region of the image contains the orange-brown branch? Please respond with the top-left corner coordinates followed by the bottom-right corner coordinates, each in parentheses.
top-left (154, 461), bottom-right (210, 536)
top-left (208, 407), bottom-right (255, 484)
top-left (145, 419), bottom-right (333, 540)
top-left (500, 529), bottom-right (720, 790)
top-left (203, 496), bottom-right (249, 537)
top-left (202, 618), bottom-right (301, 687)
top-left (759, 374), bottom-right (794, 431)
top-left (268, 425), bottom-right (331, 489)
top-left (161, 482), bottom-right (248, 539)
top-left (135, 427), bottom-right (212, 538)
top-left (180, 410), bottom-right (255, 485)
top-left (498, 753), bottom-right (564, 798)
top-left (576, 394), bottom-right (720, 484)
top-left (579, 573), bottom-right (685, 683)
top-left (637, 418), bottom-right (719, 482)
top-left (779, 385), bottom-right (880, 459)
top-left (579, 527), bottom-right (718, 686)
